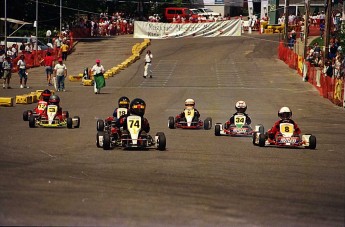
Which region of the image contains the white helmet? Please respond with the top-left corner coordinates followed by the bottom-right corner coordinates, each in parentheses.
top-left (235, 101), bottom-right (247, 113)
top-left (185, 98), bottom-right (195, 108)
top-left (278, 106), bottom-right (292, 120)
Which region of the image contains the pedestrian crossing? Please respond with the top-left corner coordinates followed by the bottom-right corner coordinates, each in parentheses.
top-left (140, 60), bottom-right (178, 87)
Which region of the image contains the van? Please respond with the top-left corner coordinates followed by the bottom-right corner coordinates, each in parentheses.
top-left (0, 36), bottom-right (49, 51)
top-left (164, 7), bottom-right (198, 22)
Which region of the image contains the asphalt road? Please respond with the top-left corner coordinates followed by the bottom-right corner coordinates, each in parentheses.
top-left (0, 34), bottom-right (344, 226)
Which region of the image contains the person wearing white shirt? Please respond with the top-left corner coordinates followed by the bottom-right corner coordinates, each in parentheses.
top-left (91, 59), bottom-right (105, 94)
top-left (143, 50), bottom-right (153, 78)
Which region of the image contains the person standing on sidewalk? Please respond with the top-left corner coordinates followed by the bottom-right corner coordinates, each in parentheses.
top-left (60, 41), bottom-right (69, 61)
top-left (53, 58), bottom-right (67, 92)
top-left (40, 52), bottom-right (55, 86)
top-left (17, 55), bottom-right (29, 88)
top-left (143, 50), bottom-right (153, 78)
top-left (91, 59), bottom-right (105, 94)
top-left (2, 56), bottom-right (12, 89)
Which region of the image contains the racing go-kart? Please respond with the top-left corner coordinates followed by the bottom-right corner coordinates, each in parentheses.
top-left (97, 115), bottom-right (166, 151)
top-left (252, 124), bottom-right (316, 149)
top-left (23, 102), bottom-right (47, 121)
top-left (28, 104), bottom-right (80, 129)
top-left (168, 109), bottom-right (212, 130)
top-left (215, 114), bottom-right (254, 136)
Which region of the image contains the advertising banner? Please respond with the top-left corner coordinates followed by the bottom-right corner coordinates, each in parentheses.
top-left (133, 20), bottom-right (241, 39)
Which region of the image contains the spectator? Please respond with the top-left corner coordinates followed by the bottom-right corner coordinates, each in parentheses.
top-left (60, 41), bottom-right (69, 61)
top-left (0, 49), bottom-right (5, 79)
top-left (17, 55), bottom-right (29, 88)
top-left (2, 56), bottom-right (12, 89)
top-left (40, 52), bottom-right (55, 86)
top-left (54, 58), bottom-right (67, 92)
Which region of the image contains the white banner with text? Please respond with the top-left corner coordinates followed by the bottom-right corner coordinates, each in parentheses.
top-left (133, 20), bottom-right (241, 39)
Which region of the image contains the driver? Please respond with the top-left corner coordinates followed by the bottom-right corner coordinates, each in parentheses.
top-left (225, 100), bottom-right (252, 129)
top-left (117, 98), bottom-right (150, 134)
top-left (175, 98), bottom-right (200, 123)
top-left (47, 94), bottom-right (63, 120)
top-left (34, 89), bottom-right (51, 114)
top-left (112, 96), bottom-right (130, 119)
top-left (267, 106), bottom-right (301, 140)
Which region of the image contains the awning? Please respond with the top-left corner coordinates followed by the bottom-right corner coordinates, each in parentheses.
top-left (0, 17), bottom-right (32, 25)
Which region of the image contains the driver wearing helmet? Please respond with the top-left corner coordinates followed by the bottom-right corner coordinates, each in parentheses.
top-left (34, 89), bottom-right (52, 114)
top-left (113, 96), bottom-right (130, 119)
top-left (47, 94), bottom-right (63, 119)
top-left (117, 98), bottom-right (150, 133)
top-left (225, 100), bottom-right (252, 128)
top-left (175, 98), bottom-right (200, 123)
top-left (267, 107), bottom-right (301, 139)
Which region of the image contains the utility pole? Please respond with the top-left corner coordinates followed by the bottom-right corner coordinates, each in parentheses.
top-left (303, 0), bottom-right (310, 58)
top-left (324, 0), bottom-right (332, 60)
top-left (284, 0), bottom-right (290, 46)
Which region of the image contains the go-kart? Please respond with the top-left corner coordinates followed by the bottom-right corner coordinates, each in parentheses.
top-left (168, 109), bottom-right (212, 130)
top-left (23, 101), bottom-right (48, 121)
top-left (252, 124), bottom-right (316, 149)
top-left (97, 115), bottom-right (166, 151)
top-left (215, 114), bottom-right (254, 136)
top-left (28, 104), bottom-right (80, 129)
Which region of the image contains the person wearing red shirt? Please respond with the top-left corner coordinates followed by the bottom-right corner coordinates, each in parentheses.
top-left (41, 52), bottom-right (55, 86)
top-left (267, 107), bottom-right (301, 140)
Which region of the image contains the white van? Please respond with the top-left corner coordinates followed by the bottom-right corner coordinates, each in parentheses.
top-left (0, 36), bottom-right (49, 50)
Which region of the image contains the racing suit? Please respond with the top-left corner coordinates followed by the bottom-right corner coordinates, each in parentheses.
top-left (34, 100), bottom-right (48, 116)
top-left (226, 112), bottom-right (252, 128)
top-left (267, 119), bottom-right (301, 139)
top-left (117, 114), bottom-right (150, 134)
top-left (175, 108), bottom-right (200, 123)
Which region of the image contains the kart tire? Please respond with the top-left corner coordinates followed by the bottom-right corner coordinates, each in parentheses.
top-left (97, 119), bottom-right (105, 131)
top-left (23, 110), bottom-right (30, 121)
top-left (204, 117), bottom-right (212, 129)
top-left (308, 135), bottom-right (317, 149)
top-left (252, 132), bottom-right (257, 145)
top-left (96, 131), bottom-right (105, 148)
top-left (258, 133), bottom-right (266, 147)
top-left (103, 133), bottom-right (111, 150)
top-left (74, 116), bottom-right (80, 128)
top-left (258, 124), bottom-right (264, 134)
top-left (29, 115), bottom-right (36, 128)
top-left (67, 117), bottom-right (73, 129)
top-left (63, 111), bottom-right (69, 119)
top-left (168, 116), bottom-right (175, 129)
top-left (215, 124), bottom-right (221, 136)
top-left (156, 132), bottom-right (166, 151)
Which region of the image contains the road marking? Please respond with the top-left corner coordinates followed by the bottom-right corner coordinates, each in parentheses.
top-left (140, 60), bottom-right (178, 87)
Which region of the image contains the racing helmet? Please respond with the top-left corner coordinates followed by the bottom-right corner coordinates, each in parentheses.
top-left (235, 101), bottom-right (247, 113)
top-left (130, 98), bottom-right (146, 116)
top-left (278, 106), bottom-right (292, 120)
top-left (118, 96), bottom-right (130, 108)
top-left (41, 89), bottom-right (52, 102)
top-left (185, 98), bottom-right (195, 109)
top-left (49, 95), bottom-right (60, 106)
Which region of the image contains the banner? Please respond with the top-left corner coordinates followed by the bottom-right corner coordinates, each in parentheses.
top-left (133, 20), bottom-right (241, 39)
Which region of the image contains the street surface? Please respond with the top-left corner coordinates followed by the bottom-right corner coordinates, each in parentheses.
top-left (0, 34), bottom-right (344, 226)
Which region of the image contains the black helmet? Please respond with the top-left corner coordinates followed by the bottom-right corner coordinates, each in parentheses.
top-left (49, 95), bottom-right (60, 105)
top-left (118, 96), bottom-right (130, 108)
top-left (41, 89), bottom-right (52, 102)
top-left (130, 98), bottom-right (146, 116)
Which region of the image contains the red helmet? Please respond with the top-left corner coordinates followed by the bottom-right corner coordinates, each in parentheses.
top-left (41, 89), bottom-right (52, 102)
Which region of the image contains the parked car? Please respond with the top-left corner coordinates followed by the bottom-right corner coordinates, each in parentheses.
top-left (197, 8), bottom-right (221, 18)
top-left (164, 7), bottom-right (198, 22)
top-left (0, 36), bottom-right (50, 51)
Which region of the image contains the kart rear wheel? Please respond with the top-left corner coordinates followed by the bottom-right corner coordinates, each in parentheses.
top-left (252, 132), bottom-right (257, 145)
top-left (67, 117), bottom-right (73, 129)
top-left (308, 135), bottom-right (317, 149)
top-left (258, 124), bottom-right (265, 134)
top-left (74, 116), bottom-right (80, 128)
top-left (203, 117), bottom-right (212, 130)
top-left (103, 133), bottom-right (111, 150)
top-left (168, 116), bottom-right (175, 129)
top-left (97, 119), bottom-right (105, 131)
top-left (215, 124), bottom-right (221, 136)
top-left (258, 133), bottom-right (266, 147)
top-left (96, 131), bottom-right (105, 148)
top-left (156, 132), bottom-right (166, 151)
top-left (29, 115), bottom-right (36, 128)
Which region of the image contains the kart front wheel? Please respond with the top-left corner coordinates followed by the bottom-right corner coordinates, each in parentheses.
top-left (156, 132), bottom-right (166, 151)
top-left (29, 115), bottom-right (36, 128)
top-left (63, 111), bottom-right (69, 119)
top-left (23, 110), bottom-right (31, 121)
top-left (97, 119), bottom-right (105, 131)
top-left (67, 117), bottom-right (73, 129)
top-left (168, 116), bottom-right (175, 129)
top-left (258, 133), bottom-right (266, 147)
top-left (308, 135), bottom-right (317, 149)
top-left (103, 133), bottom-right (111, 150)
top-left (215, 124), bottom-right (221, 136)
top-left (96, 131), bottom-right (104, 148)
top-left (252, 132), bottom-right (257, 145)
top-left (204, 117), bottom-right (212, 130)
